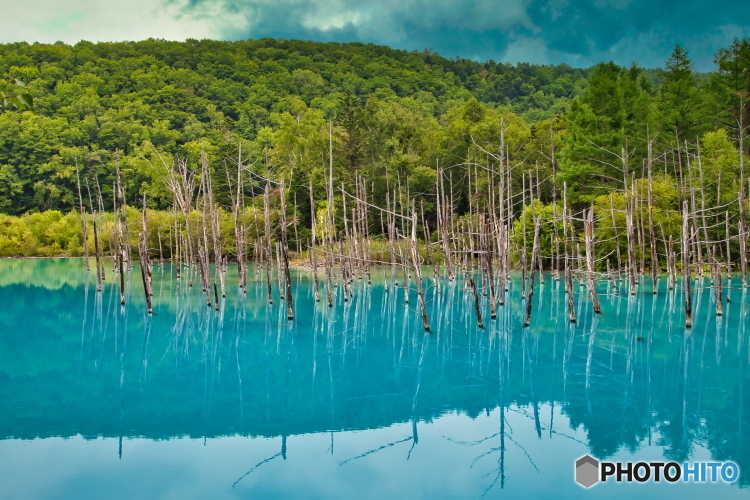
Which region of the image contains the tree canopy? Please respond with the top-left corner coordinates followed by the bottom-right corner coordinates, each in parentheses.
top-left (0, 37), bottom-right (746, 226)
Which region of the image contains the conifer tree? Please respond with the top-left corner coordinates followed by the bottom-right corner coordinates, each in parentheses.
top-left (659, 45), bottom-right (702, 144)
top-left (715, 38), bottom-right (750, 153)
top-left (338, 90), bottom-right (365, 173)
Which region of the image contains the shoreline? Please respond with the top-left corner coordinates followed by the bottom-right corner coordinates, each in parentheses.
top-left (0, 257), bottom-right (743, 278)
top-left (0, 255), bottom-right (320, 272)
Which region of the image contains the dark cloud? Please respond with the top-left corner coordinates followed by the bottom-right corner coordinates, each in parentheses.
top-left (177, 0), bottom-right (750, 70)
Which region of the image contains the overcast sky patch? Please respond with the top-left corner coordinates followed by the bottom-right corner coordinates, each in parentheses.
top-left (2, 0), bottom-right (749, 70)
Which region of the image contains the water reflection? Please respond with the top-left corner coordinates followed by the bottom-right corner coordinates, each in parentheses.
top-left (0, 259), bottom-right (748, 499)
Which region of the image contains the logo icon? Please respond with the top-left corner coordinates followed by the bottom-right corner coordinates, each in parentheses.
top-left (576, 455), bottom-right (600, 488)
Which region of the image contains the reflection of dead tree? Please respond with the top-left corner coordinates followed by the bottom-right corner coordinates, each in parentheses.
top-left (407, 332), bottom-right (430, 458)
top-left (338, 436), bottom-right (414, 466)
top-left (507, 407), bottom-right (587, 445)
top-left (231, 451), bottom-right (283, 488)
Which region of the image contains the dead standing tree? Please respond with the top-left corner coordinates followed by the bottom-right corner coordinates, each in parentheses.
top-left (563, 183), bottom-right (576, 323)
top-left (523, 213), bottom-right (541, 327)
top-left (682, 200), bottom-right (693, 328)
top-left (410, 201), bottom-right (430, 331)
top-left (161, 155), bottom-right (198, 271)
top-left (309, 180), bottom-right (321, 302)
top-left (584, 208), bottom-right (602, 314)
top-left (75, 163), bottom-right (90, 271)
top-left (84, 178), bottom-right (103, 292)
top-left (114, 153), bottom-right (127, 306)
top-left (264, 183), bottom-right (274, 305)
top-left (138, 195), bottom-right (153, 314)
top-left (226, 143), bottom-right (248, 292)
top-left (279, 180), bottom-right (295, 320)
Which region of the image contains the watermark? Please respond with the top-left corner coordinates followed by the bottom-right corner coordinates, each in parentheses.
top-left (574, 454), bottom-right (740, 488)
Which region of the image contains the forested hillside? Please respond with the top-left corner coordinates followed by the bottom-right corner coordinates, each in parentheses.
top-left (0, 37), bottom-right (748, 260)
top-left (0, 38), bottom-right (589, 215)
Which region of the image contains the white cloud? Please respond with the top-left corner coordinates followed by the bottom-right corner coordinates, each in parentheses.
top-left (187, 0), bottom-right (539, 44)
top-left (0, 0), bottom-right (236, 44)
top-left (501, 36), bottom-right (552, 65)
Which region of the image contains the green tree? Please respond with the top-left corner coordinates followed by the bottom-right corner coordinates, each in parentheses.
top-left (715, 38), bottom-right (750, 154)
top-left (337, 90), bottom-right (365, 172)
top-left (0, 79), bottom-right (33, 112)
top-left (658, 45), bottom-right (704, 144)
top-left (700, 128), bottom-right (741, 206)
top-left (559, 62), bottom-right (627, 203)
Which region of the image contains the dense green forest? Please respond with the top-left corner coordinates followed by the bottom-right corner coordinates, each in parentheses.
top-left (0, 38), bottom-right (590, 214)
top-left (0, 37), bottom-right (748, 259)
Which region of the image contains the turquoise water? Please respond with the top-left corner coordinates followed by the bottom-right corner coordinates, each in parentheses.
top-left (0, 259), bottom-right (748, 499)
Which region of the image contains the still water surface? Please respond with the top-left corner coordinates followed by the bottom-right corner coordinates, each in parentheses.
top-left (0, 259), bottom-right (748, 499)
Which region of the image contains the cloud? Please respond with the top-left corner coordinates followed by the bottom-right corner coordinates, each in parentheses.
top-left (174, 0), bottom-right (750, 70)
top-left (2, 0), bottom-right (750, 70)
top-left (0, 0), bottom-right (230, 45)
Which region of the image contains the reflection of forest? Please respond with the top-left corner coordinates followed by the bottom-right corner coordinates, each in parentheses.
top-left (0, 258), bottom-right (95, 289)
top-left (0, 262), bottom-right (748, 486)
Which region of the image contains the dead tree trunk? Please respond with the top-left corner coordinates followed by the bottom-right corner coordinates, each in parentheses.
top-left (482, 215), bottom-right (497, 319)
top-left (140, 198), bottom-right (153, 297)
top-left (276, 242), bottom-right (285, 300)
top-left (682, 201), bottom-right (693, 328)
top-left (279, 180), bottom-right (294, 320)
top-left (725, 211), bottom-right (733, 303)
top-left (647, 140), bottom-right (659, 294)
top-left (75, 165), bottom-right (89, 270)
top-left (524, 214), bottom-right (541, 327)
top-left (563, 183), bottom-right (576, 323)
top-left (115, 154), bottom-right (127, 305)
top-left (713, 252), bottom-right (723, 316)
top-left (198, 246), bottom-right (211, 307)
top-left (584, 208), bottom-right (602, 314)
top-left (202, 151), bottom-right (225, 299)
top-left (138, 232), bottom-right (153, 314)
top-left (438, 166), bottom-right (455, 280)
top-left (411, 203), bottom-right (430, 331)
top-left (520, 175), bottom-right (528, 299)
top-left (92, 210), bottom-right (103, 292)
top-left (264, 183), bottom-right (273, 305)
top-left (739, 188), bottom-right (748, 287)
top-left (468, 275), bottom-right (483, 328)
top-left (625, 188), bottom-right (637, 294)
top-left (309, 180), bottom-right (320, 302)
top-left (667, 235), bottom-right (675, 290)
top-left (85, 179), bottom-right (103, 292)
top-left (227, 143), bottom-right (247, 291)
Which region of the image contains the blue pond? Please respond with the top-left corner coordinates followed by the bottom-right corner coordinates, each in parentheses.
top-left (0, 258), bottom-right (748, 499)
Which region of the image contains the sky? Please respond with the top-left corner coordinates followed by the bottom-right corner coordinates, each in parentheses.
top-left (2, 0), bottom-right (749, 71)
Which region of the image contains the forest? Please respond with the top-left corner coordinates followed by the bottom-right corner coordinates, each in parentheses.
top-left (0, 37), bottom-right (748, 285)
